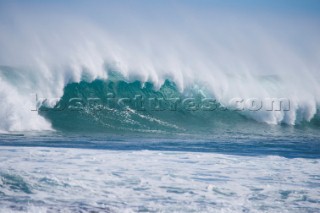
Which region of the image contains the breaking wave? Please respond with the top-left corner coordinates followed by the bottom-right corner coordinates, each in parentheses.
top-left (0, 1), bottom-right (319, 133)
top-left (1, 66), bottom-right (319, 133)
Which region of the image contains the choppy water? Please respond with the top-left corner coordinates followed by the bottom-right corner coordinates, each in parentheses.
top-left (0, 132), bottom-right (319, 213)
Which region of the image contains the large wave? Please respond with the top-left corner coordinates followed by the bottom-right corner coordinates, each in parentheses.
top-left (0, 1), bottom-right (319, 132)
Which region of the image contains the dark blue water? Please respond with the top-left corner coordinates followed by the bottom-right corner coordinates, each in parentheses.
top-left (0, 127), bottom-right (319, 159)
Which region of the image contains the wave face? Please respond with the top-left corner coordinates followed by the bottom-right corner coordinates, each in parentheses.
top-left (39, 74), bottom-right (250, 133)
top-left (0, 1), bottom-right (320, 132)
top-left (39, 74), bottom-right (320, 134)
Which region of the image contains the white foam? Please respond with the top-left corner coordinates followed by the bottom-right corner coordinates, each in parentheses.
top-left (0, 147), bottom-right (319, 212)
top-left (0, 78), bottom-right (52, 132)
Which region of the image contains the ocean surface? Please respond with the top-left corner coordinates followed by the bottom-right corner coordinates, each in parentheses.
top-left (0, 126), bottom-right (319, 213)
top-left (0, 72), bottom-right (320, 213)
top-left (0, 67), bottom-right (319, 213)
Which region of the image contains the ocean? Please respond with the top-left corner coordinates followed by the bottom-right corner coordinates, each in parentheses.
top-left (0, 79), bottom-right (319, 212)
top-left (0, 128), bottom-right (319, 212)
top-left (0, 0), bottom-right (320, 212)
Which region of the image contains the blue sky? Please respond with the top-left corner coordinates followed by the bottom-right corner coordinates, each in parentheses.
top-left (1, 0), bottom-right (320, 17)
top-left (1, 0), bottom-right (319, 34)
